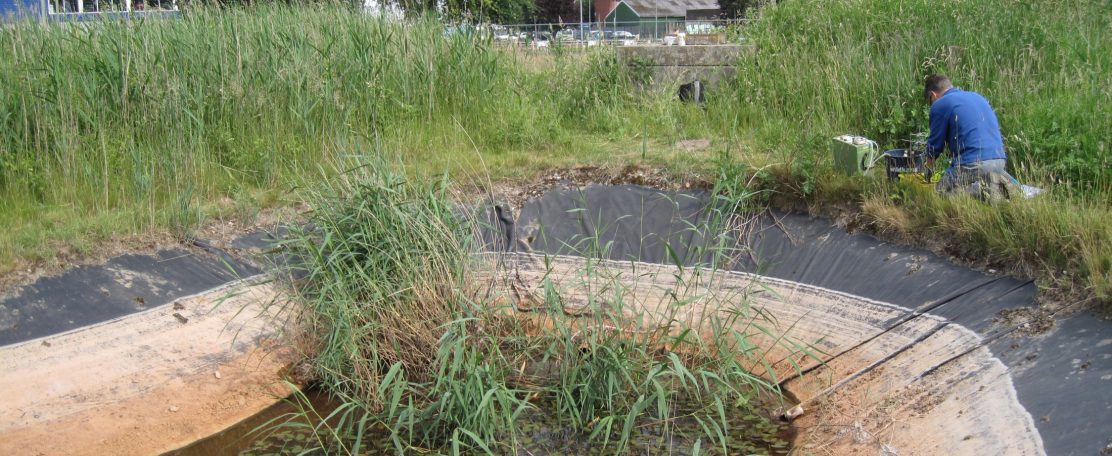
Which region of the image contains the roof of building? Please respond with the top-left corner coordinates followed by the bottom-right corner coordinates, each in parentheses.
top-left (620, 0), bottom-right (719, 18)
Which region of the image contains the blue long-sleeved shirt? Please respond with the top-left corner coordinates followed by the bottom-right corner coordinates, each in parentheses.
top-left (926, 87), bottom-right (1007, 166)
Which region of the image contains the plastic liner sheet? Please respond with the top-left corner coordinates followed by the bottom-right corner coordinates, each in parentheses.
top-left (0, 247), bottom-right (258, 346)
top-left (506, 184), bottom-right (1111, 456)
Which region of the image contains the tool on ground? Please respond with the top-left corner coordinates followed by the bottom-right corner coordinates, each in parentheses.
top-left (883, 132), bottom-right (938, 186)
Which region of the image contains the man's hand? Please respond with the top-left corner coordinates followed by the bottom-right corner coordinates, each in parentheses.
top-left (922, 154), bottom-right (937, 182)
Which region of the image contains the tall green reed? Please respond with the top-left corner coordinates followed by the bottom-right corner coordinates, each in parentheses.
top-left (274, 154), bottom-right (803, 454)
top-left (0, 4), bottom-right (648, 267)
top-left (714, 0), bottom-right (1109, 197)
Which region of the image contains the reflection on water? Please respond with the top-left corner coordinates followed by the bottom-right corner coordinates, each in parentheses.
top-left (169, 389), bottom-right (793, 455)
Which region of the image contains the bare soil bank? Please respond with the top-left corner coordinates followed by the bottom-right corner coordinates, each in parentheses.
top-left (0, 281), bottom-right (294, 456)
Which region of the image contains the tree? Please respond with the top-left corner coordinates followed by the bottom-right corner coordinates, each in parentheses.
top-left (437, 0), bottom-right (534, 23)
top-left (533, 0), bottom-right (576, 24)
top-left (717, 0), bottom-right (756, 19)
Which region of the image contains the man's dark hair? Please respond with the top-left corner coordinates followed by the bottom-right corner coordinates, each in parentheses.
top-left (923, 75), bottom-right (952, 102)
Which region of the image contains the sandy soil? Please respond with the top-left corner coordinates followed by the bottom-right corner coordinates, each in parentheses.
top-left (0, 279), bottom-right (295, 456)
top-left (484, 253), bottom-right (1046, 455)
top-left (483, 164), bottom-right (711, 212)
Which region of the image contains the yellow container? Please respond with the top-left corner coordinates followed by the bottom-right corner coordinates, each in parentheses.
top-left (898, 173), bottom-right (937, 188)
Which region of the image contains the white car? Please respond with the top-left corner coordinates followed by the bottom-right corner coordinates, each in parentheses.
top-left (612, 31), bottom-right (637, 45)
top-left (554, 30), bottom-right (577, 42)
top-left (530, 32), bottom-right (552, 48)
top-left (586, 31), bottom-right (603, 46)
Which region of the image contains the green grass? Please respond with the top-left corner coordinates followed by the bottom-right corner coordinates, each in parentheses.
top-left (0, 0), bottom-right (1108, 299)
top-left (273, 157), bottom-right (799, 454)
top-left (857, 181), bottom-right (1112, 300)
top-left (0, 5), bottom-right (705, 273)
top-left (719, 0), bottom-right (1110, 196)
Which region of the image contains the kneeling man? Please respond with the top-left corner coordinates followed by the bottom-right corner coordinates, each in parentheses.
top-left (924, 75), bottom-right (1014, 199)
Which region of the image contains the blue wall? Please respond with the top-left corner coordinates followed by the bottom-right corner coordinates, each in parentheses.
top-left (0, 0), bottom-right (42, 19)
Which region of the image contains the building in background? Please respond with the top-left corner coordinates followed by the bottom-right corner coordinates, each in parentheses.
top-left (1, 0), bottom-right (177, 21)
top-left (594, 0), bottom-right (721, 37)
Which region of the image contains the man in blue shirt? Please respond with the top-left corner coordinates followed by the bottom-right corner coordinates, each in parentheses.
top-left (924, 75), bottom-right (1014, 199)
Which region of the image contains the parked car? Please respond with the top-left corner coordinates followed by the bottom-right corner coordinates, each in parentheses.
top-left (515, 31), bottom-right (552, 48)
top-left (612, 30), bottom-right (637, 45)
top-left (530, 31), bottom-right (552, 48)
top-left (556, 26), bottom-right (590, 41)
top-left (586, 30), bottom-right (603, 46)
top-left (491, 25), bottom-right (515, 42)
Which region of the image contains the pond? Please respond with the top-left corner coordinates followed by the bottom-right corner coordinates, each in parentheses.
top-left (169, 388), bottom-right (794, 455)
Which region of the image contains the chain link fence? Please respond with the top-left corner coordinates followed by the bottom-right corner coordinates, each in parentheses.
top-left (485, 19), bottom-right (744, 47)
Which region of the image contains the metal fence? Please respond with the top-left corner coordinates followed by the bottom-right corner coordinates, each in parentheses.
top-left (48, 0), bottom-right (176, 15)
top-left (487, 19), bottom-right (744, 47)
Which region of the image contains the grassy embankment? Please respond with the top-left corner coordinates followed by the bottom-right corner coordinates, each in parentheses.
top-left (707, 0), bottom-right (1111, 300)
top-left (2, 0), bottom-right (1106, 452)
top-left (0, 0), bottom-right (1108, 299)
top-left (0, 6), bottom-right (712, 275)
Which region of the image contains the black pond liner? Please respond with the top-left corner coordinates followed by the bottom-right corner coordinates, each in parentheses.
top-left (5, 184), bottom-right (1111, 455)
top-left (490, 184), bottom-right (1112, 456)
top-left (0, 243), bottom-right (259, 346)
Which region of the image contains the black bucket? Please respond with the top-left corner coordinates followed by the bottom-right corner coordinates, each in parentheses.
top-left (883, 149), bottom-right (925, 181)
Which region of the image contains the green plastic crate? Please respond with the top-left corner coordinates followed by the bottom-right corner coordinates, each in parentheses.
top-left (831, 135), bottom-right (877, 176)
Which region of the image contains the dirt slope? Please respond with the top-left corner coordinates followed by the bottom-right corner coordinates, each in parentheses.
top-left (0, 280), bottom-right (294, 456)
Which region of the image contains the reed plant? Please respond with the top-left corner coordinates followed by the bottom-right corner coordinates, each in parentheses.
top-left (704, 0), bottom-right (1111, 300)
top-left (273, 155), bottom-right (801, 454)
top-left (0, 4), bottom-right (655, 272)
top-left (717, 0), bottom-right (1109, 197)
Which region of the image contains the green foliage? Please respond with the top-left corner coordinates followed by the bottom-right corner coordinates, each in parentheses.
top-left (275, 160), bottom-right (799, 454)
top-left (717, 0), bottom-right (759, 19)
top-left (724, 0), bottom-right (1110, 196)
top-left (532, 0), bottom-right (577, 24)
top-left (625, 56), bottom-right (655, 86)
top-left (168, 183), bottom-right (201, 240)
top-left (440, 0), bottom-right (535, 24)
top-left (0, 6), bottom-right (649, 269)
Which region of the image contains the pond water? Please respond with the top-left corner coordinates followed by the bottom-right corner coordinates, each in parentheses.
top-left (168, 389), bottom-right (794, 455)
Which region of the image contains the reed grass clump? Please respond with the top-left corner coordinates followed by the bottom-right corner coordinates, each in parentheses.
top-left (280, 159), bottom-right (471, 403)
top-left (0, 4), bottom-right (647, 270)
top-left (274, 157), bottom-right (799, 454)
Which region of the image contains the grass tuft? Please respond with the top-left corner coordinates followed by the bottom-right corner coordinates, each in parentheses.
top-left (272, 156), bottom-right (801, 454)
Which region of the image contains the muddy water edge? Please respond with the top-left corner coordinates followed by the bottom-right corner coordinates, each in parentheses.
top-left (166, 387), bottom-right (796, 455)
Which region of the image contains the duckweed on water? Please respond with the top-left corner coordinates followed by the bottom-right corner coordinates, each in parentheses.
top-left (243, 397), bottom-right (792, 456)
